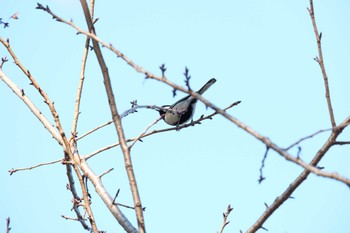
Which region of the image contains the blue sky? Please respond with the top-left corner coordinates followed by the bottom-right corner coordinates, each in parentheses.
top-left (1, 1), bottom-right (350, 232)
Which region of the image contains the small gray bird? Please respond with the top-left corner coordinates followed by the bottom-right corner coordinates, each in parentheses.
top-left (158, 78), bottom-right (216, 128)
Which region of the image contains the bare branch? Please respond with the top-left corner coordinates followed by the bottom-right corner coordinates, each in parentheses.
top-left (334, 141), bottom-right (350, 145)
top-left (8, 159), bottom-right (62, 175)
top-left (1, 56), bottom-right (8, 68)
top-left (99, 168), bottom-right (114, 179)
top-left (78, 158), bottom-right (137, 233)
top-left (71, 0), bottom-right (96, 135)
top-left (84, 142), bottom-right (119, 160)
top-left (61, 215), bottom-right (85, 222)
top-left (218, 205), bottom-right (233, 233)
top-left (284, 128), bottom-right (332, 151)
top-left (246, 116), bottom-right (350, 233)
top-left (78, 0), bottom-right (144, 232)
top-left (77, 120), bottom-right (113, 141)
top-left (0, 69), bottom-right (62, 145)
top-left (65, 161), bottom-right (91, 231)
top-left (128, 116), bottom-right (163, 150)
top-left (112, 189), bottom-right (120, 204)
top-left (116, 202), bottom-right (146, 211)
top-left (71, 34), bottom-right (90, 134)
top-left (183, 66), bottom-right (192, 91)
top-left (308, 0), bottom-right (336, 128)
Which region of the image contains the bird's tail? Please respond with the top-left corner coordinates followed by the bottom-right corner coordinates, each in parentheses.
top-left (196, 78), bottom-right (216, 95)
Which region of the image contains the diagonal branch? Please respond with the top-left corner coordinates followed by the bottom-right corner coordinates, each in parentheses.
top-left (77, 120), bottom-right (113, 140)
top-left (0, 68), bottom-right (62, 144)
top-left (284, 128), bottom-right (333, 151)
top-left (246, 116), bottom-right (350, 233)
top-left (34, 3), bottom-right (216, 97)
top-left (0, 37), bottom-right (98, 232)
top-left (0, 38), bottom-right (62, 145)
top-left (128, 116), bottom-right (163, 150)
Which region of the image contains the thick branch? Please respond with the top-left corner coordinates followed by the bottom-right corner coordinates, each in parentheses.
top-left (79, 0), bottom-right (144, 232)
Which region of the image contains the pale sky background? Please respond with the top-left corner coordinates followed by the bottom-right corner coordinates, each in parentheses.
top-left (1, 1), bottom-right (350, 233)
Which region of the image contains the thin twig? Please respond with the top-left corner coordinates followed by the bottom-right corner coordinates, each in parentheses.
top-left (61, 215), bottom-right (85, 221)
top-left (77, 105), bottom-right (165, 142)
top-left (71, 0), bottom-right (96, 139)
top-left (334, 141), bottom-right (350, 145)
top-left (77, 120), bottom-right (113, 140)
top-left (112, 189), bottom-right (120, 204)
top-left (116, 202), bottom-right (146, 211)
top-left (258, 147), bottom-right (269, 184)
top-left (71, 25), bottom-right (91, 134)
top-left (99, 168), bottom-right (114, 179)
top-left (128, 116), bottom-right (163, 150)
top-left (8, 159), bottom-right (62, 175)
top-left (308, 0), bottom-right (336, 128)
top-left (218, 205), bottom-right (233, 233)
top-left (1, 56), bottom-right (8, 68)
top-left (84, 142), bottom-right (119, 160)
top-left (284, 128), bottom-right (332, 151)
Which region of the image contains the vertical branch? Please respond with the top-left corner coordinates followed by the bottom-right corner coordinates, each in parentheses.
top-left (71, 37), bottom-right (90, 132)
top-left (68, 1), bottom-right (95, 230)
top-left (79, 1), bottom-right (146, 232)
top-left (308, 0), bottom-right (336, 128)
top-left (68, 10), bottom-right (92, 232)
top-left (218, 205), bottom-right (233, 233)
top-left (71, 0), bottom-right (95, 133)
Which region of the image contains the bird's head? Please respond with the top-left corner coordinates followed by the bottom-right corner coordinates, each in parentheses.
top-left (158, 105), bottom-right (170, 118)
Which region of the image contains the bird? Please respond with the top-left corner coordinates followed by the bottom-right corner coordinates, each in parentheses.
top-left (158, 78), bottom-right (216, 128)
